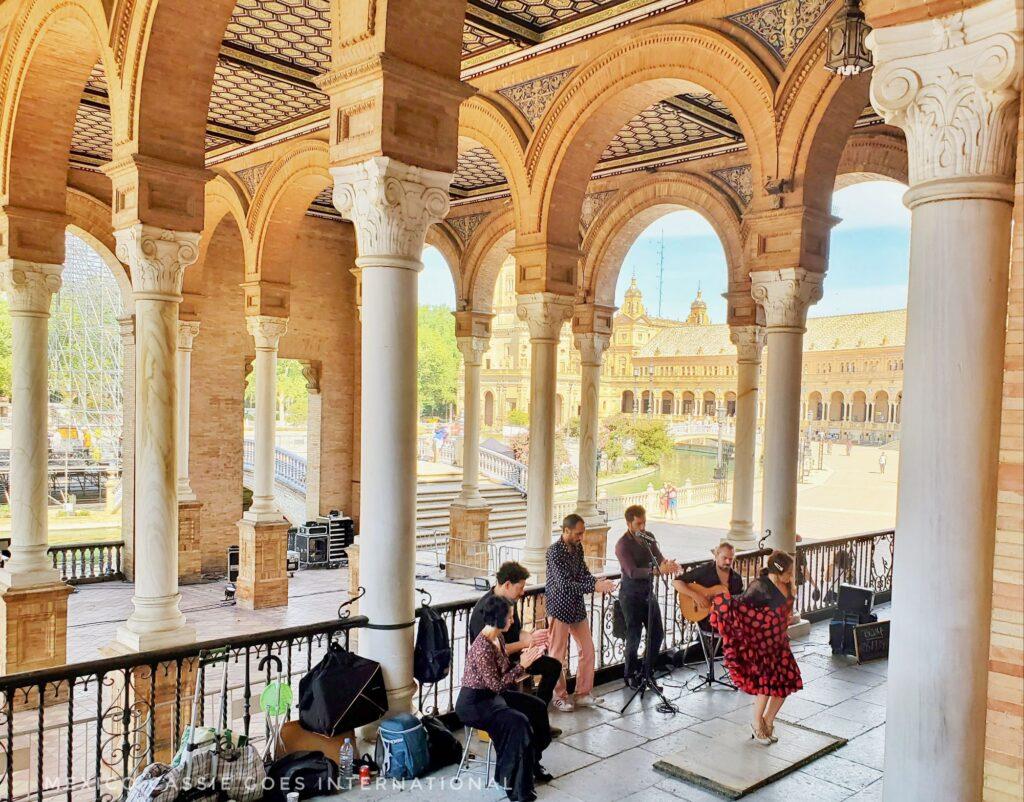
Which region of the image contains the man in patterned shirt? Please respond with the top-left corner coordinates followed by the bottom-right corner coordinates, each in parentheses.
top-left (545, 514), bottom-right (616, 712)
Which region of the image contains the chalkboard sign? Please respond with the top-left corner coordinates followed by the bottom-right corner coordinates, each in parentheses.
top-left (854, 620), bottom-right (890, 663)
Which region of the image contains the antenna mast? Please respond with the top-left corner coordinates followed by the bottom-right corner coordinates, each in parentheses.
top-left (657, 228), bottom-right (665, 317)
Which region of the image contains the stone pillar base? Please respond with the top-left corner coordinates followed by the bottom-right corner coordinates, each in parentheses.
top-left (446, 503), bottom-right (491, 579)
top-left (582, 523), bottom-right (610, 573)
top-left (235, 517), bottom-right (290, 610)
top-left (0, 581), bottom-right (73, 677)
top-left (178, 500), bottom-right (203, 583)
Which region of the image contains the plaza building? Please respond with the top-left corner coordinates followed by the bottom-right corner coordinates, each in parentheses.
top-left (0, 0), bottom-right (1020, 800)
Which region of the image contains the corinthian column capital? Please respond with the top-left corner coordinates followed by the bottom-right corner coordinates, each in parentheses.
top-left (730, 325), bottom-right (765, 363)
top-left (246, 315), bottom-right (289, 351)
top-left (330, 157), bottom-right (452, 266)
top-left (868, 0), bottom-right (1022, 193)
top-left (115, 224), bottom-right (200, 300)
top-left (516, 293), bottom-right (574, 343)
top-left (750, 269), bottom-right (823, 331)
top-left (573, 331), bottom-right (611, 366)
top-left (177, 320), bottom-right (200, 351)
top-left (0, 260), bottom-right (62, 315)
top-left (456, 336), bottom-right (489, 367)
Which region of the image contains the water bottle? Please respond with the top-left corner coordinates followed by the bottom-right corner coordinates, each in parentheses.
top-left (338, 737), bottom-right (354, 788)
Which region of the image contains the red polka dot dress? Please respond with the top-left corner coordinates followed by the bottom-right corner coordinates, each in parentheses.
top-left (709, 577), bottom-right (802, 698)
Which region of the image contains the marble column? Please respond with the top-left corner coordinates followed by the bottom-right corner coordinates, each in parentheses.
top-left (728, 325), bottom-right (764, 543)
top-left (516, 293), bottom-right (573, 579)
top-left (113, 224), bottom-right (199, 652)
top-left (869, 3), bottom-right (1021, 798)
top-left (176, 320), bottom-right (202, 582)
top-left (574, 327), bottom-right (612, 571)
top-left (118, 316), bottom-right (137, 581)
top-left (236, 315), bottom-right (290, 610)
top-left (332, 156), bottom-right (451, 714)
top-left (455, 334), bottom-right (488, 507)
top-left (750, 269), bottom-right (823, 552)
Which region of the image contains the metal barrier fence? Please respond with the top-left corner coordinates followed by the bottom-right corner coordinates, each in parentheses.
top-left (1, 530), bottom-right (894, 801)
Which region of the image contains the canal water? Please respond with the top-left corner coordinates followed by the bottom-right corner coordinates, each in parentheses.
top-left (577, 444), bottom-right (734, 497)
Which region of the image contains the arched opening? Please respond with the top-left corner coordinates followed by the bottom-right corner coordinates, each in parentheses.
top-left (621, 390), bottom-right (634, 414)
top-left (702, 391), bottom-right (716, 417)
top-left (641, 390), bottom-right (652, 415)
top-left (555, 393), bottom-right (564, 425)
top-left (851, 391), bottom-right (867, 423)
top-left (484, 391), bottom-right (494, 428)
top-left (895, 392), bottom-right (902, 424)
top-left (808, 391), bottom-right (823, 421)
top-left (874, 390), bottom-right (890, 423)
top-left (682, 391), bottom-right (695, 416)
top-left (830, 391), bottom-right (846, 422)
top-left (725, 391), bottom-right (737, 417)
top-left (661, 391), bottom-right (674, 415)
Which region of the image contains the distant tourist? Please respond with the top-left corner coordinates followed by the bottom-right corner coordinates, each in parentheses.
top-left (668, 485), bottom-right (678, 519)
top-left (659, 484), bottom-right (670, 516)
top-left (878, 451), bottom-right (887, 475)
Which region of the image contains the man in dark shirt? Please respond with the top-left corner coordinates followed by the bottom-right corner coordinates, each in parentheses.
top-left (615, 505), bottom-right (680, 686)
top-left (675, 542), bottom-right (745, 632)
top-left (546, 514), bottom-right (616, 712)
top-left (468, 561), bottom-right (562, 705)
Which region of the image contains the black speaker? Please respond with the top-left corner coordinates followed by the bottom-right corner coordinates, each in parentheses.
top-left (837, 584), bottom-right (874, 617)
top-left (829, 613), bottom-right (859, 655)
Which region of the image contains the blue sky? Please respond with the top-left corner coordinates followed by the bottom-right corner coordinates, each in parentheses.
top-left (419, 180), bottom-right (911, 320)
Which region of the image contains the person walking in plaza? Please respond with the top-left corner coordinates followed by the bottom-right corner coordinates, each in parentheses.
top-left (659, 484), bottom-right (670, 517)
top-left (667, 484), bottom-right (678, 519)
top-left (709, 550), bottom-right (802, 745)
top-left (469, 561), bottom-right (562, 706)
top-left (545, 514), bottom-right (616, 712)
top-left (878, 451), bottom-right (887, 474)
top-left (614, 505), bottom-right (679, 687)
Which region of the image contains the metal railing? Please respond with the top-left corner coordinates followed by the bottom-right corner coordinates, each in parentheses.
top-left (1, 530), bottom-right (895, 801)
top-left (47, 541), bottom-right (124, 584)
top-left (242, 439), bottom-right (307, 493)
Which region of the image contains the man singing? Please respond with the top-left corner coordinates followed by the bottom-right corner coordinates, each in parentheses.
top-left (546, 514), bottom-right (616, 712)
top-left (614, 505), bottom-right (680, 687)
top-left (469, 561), bottom-right (562, 705)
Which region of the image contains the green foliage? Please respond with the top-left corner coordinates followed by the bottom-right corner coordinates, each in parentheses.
top-left (417, 305), bottom-right (460, 417)
top-left (600, 414), bottom-right (673, 468)
top-left (507, 409), bottom-right (529, 427)
top-left (564, 416), bottom-right (581, 438)
top-left (277, 361), bottom-right (310, 424)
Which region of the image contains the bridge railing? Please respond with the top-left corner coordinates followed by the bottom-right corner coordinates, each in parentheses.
top-left (242, 439), bottom-right (307, 493)
top-left (47, 541), bottom-right (124, 584)
top-left (478, 446), bottom-right (528, 494)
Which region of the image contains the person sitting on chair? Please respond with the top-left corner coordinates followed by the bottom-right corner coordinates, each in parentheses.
top-left (469, 561), bottom-right (561, 706)
top-left (456, 594), bottom-right (553, 802)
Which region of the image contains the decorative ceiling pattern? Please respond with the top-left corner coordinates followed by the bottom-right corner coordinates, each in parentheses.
top-left (85, 63), bottom-right (108, 94)
top-left (309, 186), bottom-right (336, 214)
top-left (601, 101), bottom-right (728, 162)
top-left (209, 60), bottom-right (325, 134)
top-left (451, 147), bottom-right (508, 196)
top-left (711, 164), bottom-right (753, 206)
top-left (236, 161), bottom-right (273, 197)
top-left (447, 212), bottom-right (491, 244)
top-left (498, 68), bottom-right (575, 127)
top-left (70, 103), bottom-right (113, 163)
top-left (473, 0), bottom-right (633, 29)
top-left (726, 0), bottom-right (832, 63)
top-left (580, 189), bottom-right (617, 232)
top-left (224, 0), bottom-right (332, 72)
top-left (463, 23), bottom-right (508, 56)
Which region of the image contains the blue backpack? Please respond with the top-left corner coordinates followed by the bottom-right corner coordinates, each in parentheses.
top-left (374, 713), bottom-right (430, 780)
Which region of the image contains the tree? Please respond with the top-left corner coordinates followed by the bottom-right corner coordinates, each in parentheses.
top-left (417, 305), bottom-right (460, 417)
top-left (507, 409), bottom-right (529, 426)
top-left (600, 414), bottom-right (672, 469)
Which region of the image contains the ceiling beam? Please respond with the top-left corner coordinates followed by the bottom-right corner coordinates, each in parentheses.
top-left (663, 96), bottom-right (743, 140)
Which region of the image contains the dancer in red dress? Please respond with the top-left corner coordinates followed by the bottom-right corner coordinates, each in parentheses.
top-left (710, 550), bottom-right (802, 744)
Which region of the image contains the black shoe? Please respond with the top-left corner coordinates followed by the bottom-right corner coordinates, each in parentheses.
top-left (625, 674), bottom-right (641, 689)
top-left (549, 726), bottom-right (563, 739)
top-left (534, 765), bottom-right (554, 783)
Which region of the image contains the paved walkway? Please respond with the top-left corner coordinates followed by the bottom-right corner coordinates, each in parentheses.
top-left (315, 611), bottom-right (891, 802)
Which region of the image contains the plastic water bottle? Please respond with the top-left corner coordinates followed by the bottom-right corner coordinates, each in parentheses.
top-left (338, 737), bottom-right (354, 788)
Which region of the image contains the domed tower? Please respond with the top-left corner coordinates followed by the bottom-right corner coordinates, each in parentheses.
top-left (685, 287), bottom-right (711, 326)
top-left (621, 276), bottom-right (646, 319)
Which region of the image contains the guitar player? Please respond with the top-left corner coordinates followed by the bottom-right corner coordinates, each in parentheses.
top-left (674, 541), bottom-right (745, 633)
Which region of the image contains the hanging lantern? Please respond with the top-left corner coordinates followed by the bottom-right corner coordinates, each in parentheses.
top-left (825, 0), bottom-right (873, 77)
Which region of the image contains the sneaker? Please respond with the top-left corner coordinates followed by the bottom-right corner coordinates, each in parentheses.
top-left (551, 697), bottom-right (575, 713)
top-left (575, 693), bottom-right (604, 707)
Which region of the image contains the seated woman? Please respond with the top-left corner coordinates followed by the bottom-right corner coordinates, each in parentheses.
top-left (455, 594), bottom-right (552, 802)
top-left (710, 550), bottom-right (803, 745)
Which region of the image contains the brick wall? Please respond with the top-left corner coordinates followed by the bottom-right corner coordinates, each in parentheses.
top-left (983, 115), bottom-right (1024, 802)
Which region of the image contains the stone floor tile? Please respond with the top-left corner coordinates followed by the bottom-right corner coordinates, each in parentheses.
top-left (655, 777), bottom-right (731, 802)
top-left (795, 676), bottom-right (872, 706)
top-left (834, 726), bottom-right (887, 772)
top-left (845, 779), bottom-right (885, 801)
top-left (670, 687), bottom-right (751, 721)
top-left (537, 741), bottom-right (602, 778)
top-left (853, 684), bottom-right (888, 706)
top-left (829, 666), bottom-right (886, 687)
top-left (799, 753), bottom-right (883, 792)
top-left (800, 711), bottom-right (872, 740)
top-left (622, 787), bottom-right (686, 802)
top-left (827, 699), bottom-right (888, 728)
top-left (742, 770), bottom-right (852, 801)
top-left (560, 721), bottom-right (649, 758)
top-left (549, 746), bottom-right (667, 802)
top-left (546, 703), bottom-right (622, 736)
top-left (608, 705), bottom-right (701, 739)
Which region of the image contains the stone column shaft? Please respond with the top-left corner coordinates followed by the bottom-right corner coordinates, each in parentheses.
top-left (869, 3), bottom-right (1021, 798)
top-left (517, 293), bottom-right (573, 578)
top-left (114, 224), bottom-right (199, 651)
top-left (751, 269), bottom-right (823, 552)
top-left (456, 336), bottom-right (488, 506)
top-left (728, 325), bottom-right (764, 542)
top-left (332, 156), bottom-right (452, 714)
top-left (176, 321), bottom-right (199, 501)
top-left (574, 331), bottom-right (610, 523)
top-left (119, 316), bottom-right (137, 580)
top-left (246, 315), bottom-right (288, 520)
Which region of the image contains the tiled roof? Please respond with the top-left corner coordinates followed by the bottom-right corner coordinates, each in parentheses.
top-left (636, 309), bottom-right (907, 358)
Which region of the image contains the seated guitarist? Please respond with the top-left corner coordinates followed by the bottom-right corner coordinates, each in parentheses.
top-left (674, 541), bottom-right (744, 632)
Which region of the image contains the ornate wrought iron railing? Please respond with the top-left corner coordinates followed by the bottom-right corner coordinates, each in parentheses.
top-left (1, 530), bottom-right (894, 801)
top-left (48, 541), bottom-right (124, 584)
top-left (242, 439), bottom-right (307, 494)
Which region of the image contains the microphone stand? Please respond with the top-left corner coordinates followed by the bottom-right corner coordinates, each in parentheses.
top-left (620, 531), bottom-right (678, 715)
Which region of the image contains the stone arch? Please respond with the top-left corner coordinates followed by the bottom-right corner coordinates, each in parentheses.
top-left (64, 190), bottom-right (133, 310)
top-left (621, 390), bottom-right (634, 414)
top-left (829, 390), bottom-right (845, 422)
top-left (581, 172), bottom-right (743, 306)
top-left (808, 390), bottom-right (823, 421)
top-left (192, 174), bottom-right (253, 295)
top-left (484, 391), bottom-right (494, 427)
top-left (248, 140), bottom-right (333, 287)
top-left (424, 225), bottom-right (462, 299)
top-left (459, 94), bottom-right (529, 205)
top-left (873, 390), bottom-right (890, 423)
top-left (835, 130), bottom-right (909, 189)
top-left (0, 0), bottom-right (109, 261)
top-left (661, 390), bottom-right (675, 416)
top-left (725, 390), bottom-right (737, 417)
top-left (461, 209), bottom-right (515, 312)
top-left (851, 390), bottom-right (867, 423)
top-left (702, 390), bottom-right (716, 416)
top-left (524, 24), bottom-right (776, 255)
top-left (682, 390), bottom-right (695, 415)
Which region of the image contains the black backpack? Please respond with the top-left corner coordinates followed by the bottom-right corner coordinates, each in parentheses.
top-left (298, 642), bottom-right (388, 736)
top-left (413, 605), bottom-right (452, 684)
top-left (420, 715), bottom-right (463, 772)
top-left (264, 751), bottom-right (338, 801)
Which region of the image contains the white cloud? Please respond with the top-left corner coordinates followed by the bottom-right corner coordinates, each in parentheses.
top-left (832, 181), bottom-right (911, 230)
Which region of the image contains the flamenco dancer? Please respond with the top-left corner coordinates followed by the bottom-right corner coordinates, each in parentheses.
top-left (709, 550), bottom-right (803, 745)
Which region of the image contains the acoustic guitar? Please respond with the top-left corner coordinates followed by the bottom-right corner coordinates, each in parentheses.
top-left (677, 582), bottom-right (730, 623)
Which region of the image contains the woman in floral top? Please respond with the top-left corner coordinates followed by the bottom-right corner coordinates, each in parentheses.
top-left (456, 594), bottom-right (552, 802)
